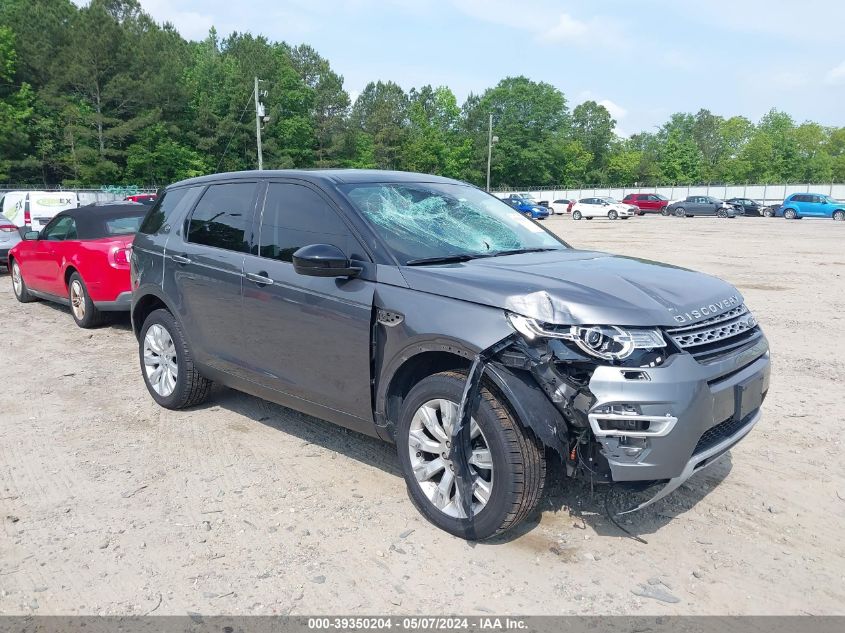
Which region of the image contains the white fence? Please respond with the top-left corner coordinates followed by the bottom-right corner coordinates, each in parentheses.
top-left (0, 188), bottom-right (157, 206)
top-left (494, 183), bottom-right (845, 207)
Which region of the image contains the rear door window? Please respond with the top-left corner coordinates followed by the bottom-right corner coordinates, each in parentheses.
top-left (257, 183), bottom-right (362, 263)
top-left (186, 183), bottom-right (258, 253)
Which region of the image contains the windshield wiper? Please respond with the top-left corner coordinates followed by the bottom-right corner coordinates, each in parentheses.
top-left (487, 247), bottom-right (562, 257)
top-left (405, 254), bottom-right (486, 266)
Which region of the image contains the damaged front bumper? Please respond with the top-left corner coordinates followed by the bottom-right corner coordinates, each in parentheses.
top-left (457, 324), bottom-right (770, 514)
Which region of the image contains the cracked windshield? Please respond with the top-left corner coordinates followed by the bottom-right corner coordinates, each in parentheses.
top-left (343, 183), bottom-right (566, 264)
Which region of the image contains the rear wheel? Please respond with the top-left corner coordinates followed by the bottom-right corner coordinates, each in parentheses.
top-left (139, 309), bottom-right (212, 409)
top-left (572, 210), bottom-right (582, 220)
top-left (674, 207), bottom-right (686, 218)
top-left (10, 259), bottom-right (36, 303)
top-left (68, 272), bottom-right (105, 328)
top-left (523, 211), bottom-right (532, 219)
top-left (396, 371), bottom-right (546, 540)
top-left (608, 210), bottom-right (619, 220)
top-left (783, 208), bottom-right (797, 220)
top-left (833, 210), bottom-right (845, 222)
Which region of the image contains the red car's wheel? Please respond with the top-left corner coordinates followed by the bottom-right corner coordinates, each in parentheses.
top-left (68, 272), bottom-right (106, 328)
top-left (10, 259), bottom-right (36, 303)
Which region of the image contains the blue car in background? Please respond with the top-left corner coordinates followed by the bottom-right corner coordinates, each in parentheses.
top-left (502, 196), bottom-right (549, 220)
top-left (777, 193), bottom-right (845, 221)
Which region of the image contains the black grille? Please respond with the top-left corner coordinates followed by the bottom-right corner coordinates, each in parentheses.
top-left (693, 411), bottom-right (757, 456)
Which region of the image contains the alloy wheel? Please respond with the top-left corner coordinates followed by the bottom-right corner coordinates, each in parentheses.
top-left (407, 398), bottom-right (493, 519)
top-left (143, 324), bottom-right (178, 397)
top-left (11, 262), bottom-right (22, 297)
top-left (70, 279), bottom-right (86, 321)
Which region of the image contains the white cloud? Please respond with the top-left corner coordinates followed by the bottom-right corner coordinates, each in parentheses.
top-left (825, 60), bottom-right (845, 85)
top-left (133, 0), bottom-right (216, 40)
top-left (450, 0), bottom-right (628, 49)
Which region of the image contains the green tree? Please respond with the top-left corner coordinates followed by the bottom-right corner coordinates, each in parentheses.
top-left (351, 81), bottom-right (408, 169)
top-left (571, 100), bottom-right (615, 180)
top-left (125, 123), bottom-right (209, 184)
top-left (0, 26), bottom-right (36, 182)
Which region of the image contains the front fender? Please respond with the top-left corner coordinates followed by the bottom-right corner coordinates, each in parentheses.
top-left (373, 284), bottom-right (513, 421)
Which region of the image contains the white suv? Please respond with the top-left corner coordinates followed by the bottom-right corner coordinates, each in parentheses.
top-left (571, 197), bottom-right (637, 220)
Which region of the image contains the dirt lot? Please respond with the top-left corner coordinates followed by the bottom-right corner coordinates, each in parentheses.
top-left (1, 214), bottom-right (843, 616)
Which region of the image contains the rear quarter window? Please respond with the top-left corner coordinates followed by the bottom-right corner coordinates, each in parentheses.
top-left (138, 187), bottom-right (203, 235)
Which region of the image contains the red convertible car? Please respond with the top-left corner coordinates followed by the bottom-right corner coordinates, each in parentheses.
top-left (8, 204), bottom-right (148, 328)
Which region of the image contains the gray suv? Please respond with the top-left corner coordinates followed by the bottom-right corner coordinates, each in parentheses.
top-left (130, 170), bottom-right (770, 540)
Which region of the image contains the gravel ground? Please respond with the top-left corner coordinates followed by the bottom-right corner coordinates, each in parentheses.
top-left (0, 214), bottom-right (843, 616)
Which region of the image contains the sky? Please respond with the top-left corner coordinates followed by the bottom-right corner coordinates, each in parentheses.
top-left (101, 0), bottom-right (845, 136)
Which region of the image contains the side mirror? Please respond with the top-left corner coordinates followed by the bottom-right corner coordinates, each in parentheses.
top-left (292, 244), bottom-right (361, 278)
top-left (24, 231), bottom-right (40, 240)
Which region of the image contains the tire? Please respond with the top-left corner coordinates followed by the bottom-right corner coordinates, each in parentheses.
top-left (763, 208), bottom-right (774, 218)
top-left (396, 371), bottom-right (546, 540)
top-left (572, 210), bottom-right (582, 220)
top-left (139, 308), bottom-right (212, 409)
top-left (717, 209), bottom-right (727, 218)
top-left (674, 207), bottom-right (686, 218)
top-left (608, 210), bottom-right (619, 220)
top-left (783, 208), bottom-right (797, 220)
top-left (68, 272), bottom-right (105, 328)
top-left (833, 210), bottom-right (845, 222)
top-left (10, 259), bottom-right (36, 303)
top-left (660, 206), bottom-right (669, 216)
top-left (523, 211), bottom-right (533, 219)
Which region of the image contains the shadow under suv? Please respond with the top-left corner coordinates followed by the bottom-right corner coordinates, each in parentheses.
top-left (130, 170), bottom-right (770, 540)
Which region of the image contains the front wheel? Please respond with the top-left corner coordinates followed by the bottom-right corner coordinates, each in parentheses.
top-left (396, 371), bottom-right (546, 540)
top-left (783, 208), bottom-right (797, 220)
top-left (833, 210), bottom-right (845, 222)
top-left (717, 209), bottom-right (728, 218)
top-left (661, 206), bottom-right (669, 216)
top-left (608, 210), bottom-right (619, 220)
top-left (763, 208), bottom-right (774, 218)
top-left (68, 272), bottom-right (105, 328)
top-left (674, 207), bottom-right (686, 217)
top-left (572, 210), bottom-right (582, 220)
top-left (139, 309), bottom-right (212, 409)
top-left (10, 259), bottom-right (36, 303)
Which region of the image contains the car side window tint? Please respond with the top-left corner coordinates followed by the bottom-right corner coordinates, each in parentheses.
top-left (43, 216), bottom-right (76, 241)
top-left (139, 186), bottom-right (203, 235)
top-left (258, 183), bottom-right (361, 263)
top-left (186, 183), bottom-right (256, 253)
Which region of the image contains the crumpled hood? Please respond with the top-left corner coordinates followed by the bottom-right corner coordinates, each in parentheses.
top-left (399, 249), bottom-right (743, 327)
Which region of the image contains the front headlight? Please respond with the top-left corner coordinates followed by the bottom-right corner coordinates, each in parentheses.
top-left (507, 313), bottom-right (666, 361)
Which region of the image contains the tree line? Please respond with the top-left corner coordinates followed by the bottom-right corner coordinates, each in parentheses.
top-left (2, 0), bottom-right (844, 189)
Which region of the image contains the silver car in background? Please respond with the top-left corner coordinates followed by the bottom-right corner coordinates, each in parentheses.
top-left (0, 218), bottom-right (22, 269)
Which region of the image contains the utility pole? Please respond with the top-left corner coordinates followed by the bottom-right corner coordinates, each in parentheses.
top-left (486, 114), bottom-right (498, 191)
top-left (254, 76), bottom-right (264, 170)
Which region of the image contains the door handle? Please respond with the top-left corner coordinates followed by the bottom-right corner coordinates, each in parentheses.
top-left (171, 254), bottom-right (191, 265)
top-left (245, 271), bottom-right (273, 286)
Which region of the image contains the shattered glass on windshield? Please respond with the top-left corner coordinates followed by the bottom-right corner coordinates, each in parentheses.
top-left (343, 183), bottom-right (565, 265)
